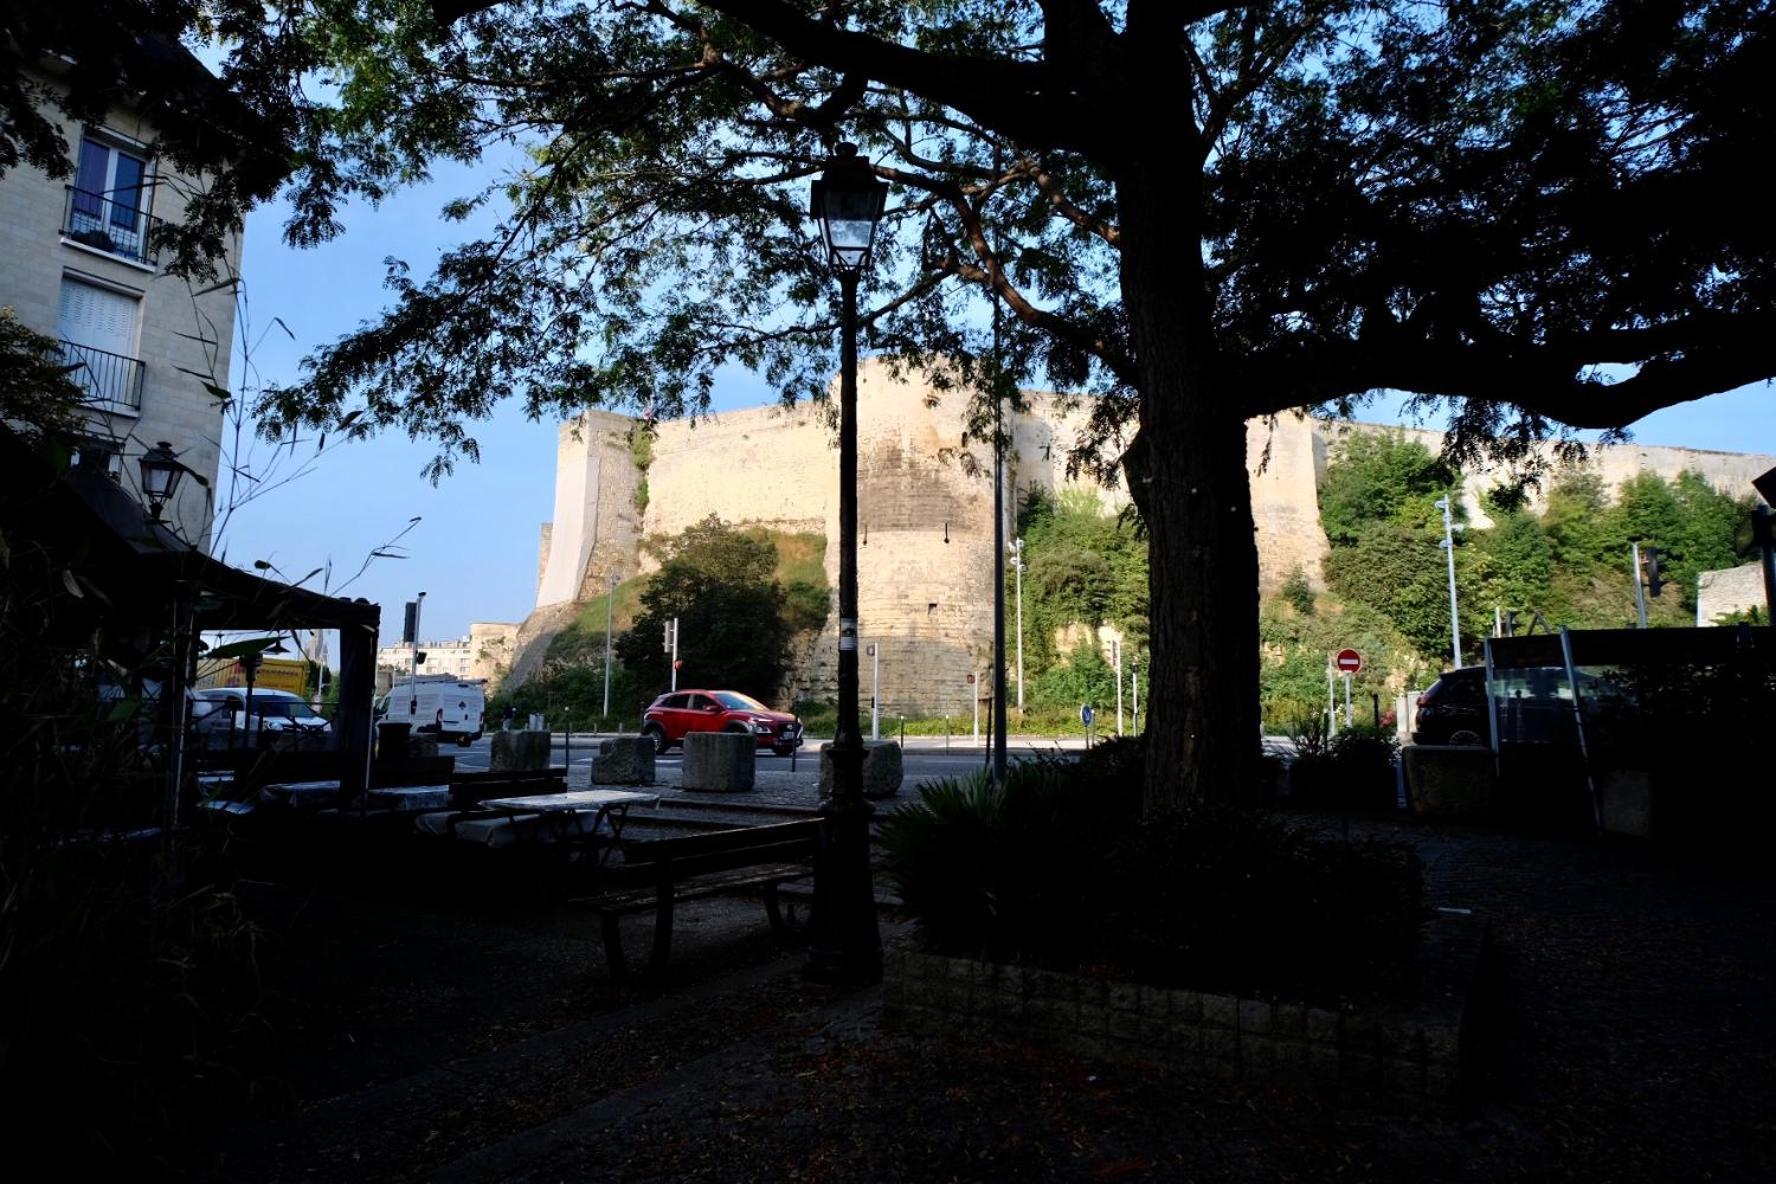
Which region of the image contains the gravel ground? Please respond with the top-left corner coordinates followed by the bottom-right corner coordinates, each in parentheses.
top-left (210, 815), bottom-right (1775, 1183)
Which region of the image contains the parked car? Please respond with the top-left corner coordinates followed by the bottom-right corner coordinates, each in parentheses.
top-left (1412, 665), bottom-right (1597, 747)
top-left (640, 689), bottom-right (803, 756)
top-left (190, 687), bottom-right (331, 748)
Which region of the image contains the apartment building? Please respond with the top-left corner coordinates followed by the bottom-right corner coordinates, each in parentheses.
top-left (376, 622), bottom-right (520, 688)
top-left (0, 44), bottom-right (243, 549)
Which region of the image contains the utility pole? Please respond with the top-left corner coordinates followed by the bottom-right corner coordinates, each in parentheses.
top-left (1011, 536), bottom-right (1025, 711)
top-left (603, 570), bottom-right (619, 721)
top-left (1435, 495), bottom-right (1462, 667)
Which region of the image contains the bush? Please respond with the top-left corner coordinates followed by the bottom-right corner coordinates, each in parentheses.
top-left (883, 739), bottom-right (1423, 999)
top-left (1290, 724), bottom-right (1400, 810)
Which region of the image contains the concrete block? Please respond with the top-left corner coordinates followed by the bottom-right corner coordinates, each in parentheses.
top-left (817, 741), bottom-right (905, 799)
top-left (1403, 744), bottom-right (1496, 819)
top-left (682, 731), bottom-right (756, 791)
top-left (1599, 768), bottom-right (1654, 838)
top-left (491, 729), bottom-right (551, 772)
top-left (1202, 993), bottom-right (1239, 1029)
top-left (591, 734), bottom-right (657, 785)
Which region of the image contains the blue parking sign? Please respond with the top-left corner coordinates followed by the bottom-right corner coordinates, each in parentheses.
top-left (1080, 704), bottom-right (1095, 726)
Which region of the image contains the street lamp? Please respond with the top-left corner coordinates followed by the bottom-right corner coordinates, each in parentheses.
top-left (138, 440), bottom-right (187, 522)
top-left (1435, 495), bottom-right (1462, 667)
top-left (806, 143), bottom-right (888, 985)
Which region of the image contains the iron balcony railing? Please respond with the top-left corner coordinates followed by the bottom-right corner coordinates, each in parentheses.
top-left (62, 185), bottom-right (162, 267)
top-left (60, 340), bottom-right (146, 410)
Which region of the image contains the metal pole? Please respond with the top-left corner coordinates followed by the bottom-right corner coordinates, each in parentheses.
top-left (1013, 537), bottom-right (1025, 711)
top-left (870, 643), bottom-right (880, 741)
top-left (992, 388), bottom-right (1008, 783)
top-left (806, 264), bottom-right (879, 984)
top-left (1343, 671), bottom-right (1352, 731)
top-left (1327, 660), bottom-right (1336, 732)
top-left (1113, 637), bottom-right (1124, 736)
top-left (1558, 626), bottom-right (1604, 836)
top-left (602, 570), bottom-right (617, 721)
top-left (1131, 659), bottom-right (1139, 734)
top-left (1758, 506), bottom-right (1776, 620)
top-left (408, 591), bottom-right (426, 714)
top-left (1438, 497), bottom-right (1461, 667)
top-left (1632, 543), bottom-right (1648, 628)
top-left (669, 617), bottom-right (679, 691)
top-left (973, 676), bottom-right (980, 746)
top-left (1495, 604), bottom-right (1503, 638)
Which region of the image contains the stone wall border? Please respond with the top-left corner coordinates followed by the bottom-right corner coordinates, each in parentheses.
top-left (882, 911), bottom-right (1486, 1114)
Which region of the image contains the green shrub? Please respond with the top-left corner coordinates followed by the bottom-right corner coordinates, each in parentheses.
top-left (883, 739), bottom-right (1423, 998)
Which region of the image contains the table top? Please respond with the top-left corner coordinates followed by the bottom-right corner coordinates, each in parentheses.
top-left (262, 779), bottom-right (343, 794)
top-left (365, 785), bottom-right (451, 809)
top-left (478, 789), bottom-right (659, 812)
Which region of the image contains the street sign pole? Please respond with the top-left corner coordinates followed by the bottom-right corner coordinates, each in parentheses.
top-left (1632, 543), bottom-right (1648, 628)
top-left (1112, 637), bottom-right (1124, 736)
top-left (670, 618), bottom-right (679, 691)
top-left (1344, 671), bottom-right (1353, 730)
top-left (869, 643), bottom-right (880, 741)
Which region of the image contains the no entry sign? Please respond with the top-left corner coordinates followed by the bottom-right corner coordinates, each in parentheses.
top-left (1335, 648), bottom-right (1363, 674)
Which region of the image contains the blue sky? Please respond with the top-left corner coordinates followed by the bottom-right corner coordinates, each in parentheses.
top-left (220, 172), bottom-right (1775, 650)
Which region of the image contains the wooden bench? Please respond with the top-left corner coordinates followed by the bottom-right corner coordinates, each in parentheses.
top-left (571, 819), bottom-right (819, 981)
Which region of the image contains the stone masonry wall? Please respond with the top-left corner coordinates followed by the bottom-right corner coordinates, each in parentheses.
top-left (524, 359), bottom-right (1775, 709)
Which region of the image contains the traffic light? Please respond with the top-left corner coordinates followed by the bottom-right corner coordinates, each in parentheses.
top-left (415, 651), bottom-right (428, 666)
top-left (1642, 547), bottom-right (1665, 598)
top-left (402, 600), bottom-right (418, 643)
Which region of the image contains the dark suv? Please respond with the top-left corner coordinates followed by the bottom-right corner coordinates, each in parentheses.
top-left (1413, 665), bottom-right (1585, 747)
top-left (640, 689), bottom-right (804, 756)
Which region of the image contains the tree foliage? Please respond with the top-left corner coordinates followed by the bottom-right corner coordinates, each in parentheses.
top-left (613, 515), bottom-right (796, 703)
top-left (15, 1), bottom-right (1773, 803)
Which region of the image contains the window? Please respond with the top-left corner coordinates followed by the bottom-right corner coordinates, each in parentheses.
top-left (65, 135), bottom-right (156, 264)
top-left (57, 277), bottom-right (143, 408)
top-left (72, 438), bottom-right (124, 480)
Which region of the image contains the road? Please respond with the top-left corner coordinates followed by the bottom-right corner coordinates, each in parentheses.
top-left (450, 731), bottom-right (1108, 785)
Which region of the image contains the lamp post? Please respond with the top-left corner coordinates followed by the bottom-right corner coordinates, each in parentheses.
top-left (138, 440), bottom-right (187, 523)
top-left (806, 142), bottom-right (888, 984)
top-left (602, 570), bottom-right (619, 722)
top-left (1436, 495), bottom-right (1462, 668)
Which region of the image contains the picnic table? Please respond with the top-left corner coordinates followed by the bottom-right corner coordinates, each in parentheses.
top-left (417, 789), bottom-right (658, 860)
top-left (258, 779), bottom-right (341, 810)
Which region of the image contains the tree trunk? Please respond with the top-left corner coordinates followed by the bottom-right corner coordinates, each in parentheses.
top-left (1116, 160), bottom-right (1262, 813)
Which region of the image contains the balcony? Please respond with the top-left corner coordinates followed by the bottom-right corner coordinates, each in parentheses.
top-left (60, 340), bottom-right (145, 411)
top-left (62, 186), bottom-right (162, 268)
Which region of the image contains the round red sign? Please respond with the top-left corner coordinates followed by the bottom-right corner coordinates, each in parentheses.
top-left (1335, 648), bottom-right (1362, 674)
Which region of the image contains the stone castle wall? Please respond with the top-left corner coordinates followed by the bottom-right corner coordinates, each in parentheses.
top-left (521, 360), bottom-right (1774, 712)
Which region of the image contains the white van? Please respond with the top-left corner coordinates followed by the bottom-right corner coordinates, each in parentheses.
top-left (377, 678), bottom-right (486, 746)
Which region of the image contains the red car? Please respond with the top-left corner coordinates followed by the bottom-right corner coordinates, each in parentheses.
top-left (640, 689), bottom-right (804, 756)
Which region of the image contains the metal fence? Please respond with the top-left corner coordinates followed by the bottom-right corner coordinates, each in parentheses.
top-left (63, 185), bottom-right (162, 267)
top-left (59, 339), bottom-right (145, 410)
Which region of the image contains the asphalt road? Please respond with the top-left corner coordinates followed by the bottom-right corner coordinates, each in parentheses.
top-left (450, 731), bottom-right (1101, 784)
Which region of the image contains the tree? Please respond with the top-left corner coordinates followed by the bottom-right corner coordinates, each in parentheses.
top-left (613, 515), bottom-right (794, 703)
top-left (23, 3), bottom-right (1771, 808)
top-left (1318, 433), bottom-right (1457, 547)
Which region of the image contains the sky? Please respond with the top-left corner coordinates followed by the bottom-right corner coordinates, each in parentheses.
top-left (218, 170), bottom-right (1776, 654)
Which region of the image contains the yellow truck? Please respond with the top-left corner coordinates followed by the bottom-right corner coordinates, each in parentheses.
top-left (195, 656), bottom-right (311, 697)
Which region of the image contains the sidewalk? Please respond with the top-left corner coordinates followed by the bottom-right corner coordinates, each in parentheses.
top-left (212, 816), bottom-right (1774, 1182)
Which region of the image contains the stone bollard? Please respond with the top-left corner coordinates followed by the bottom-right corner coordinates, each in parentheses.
top-left (818, 740), bottom-right (904, 800)
top-left (592, 734), bottom-right (657, 786)
top-left (681, 731), bottom-right (756, 792)
top-left (491, 729), bottom-right (551, 772)
top-left (1402, 745), bottom-right (1495, 819)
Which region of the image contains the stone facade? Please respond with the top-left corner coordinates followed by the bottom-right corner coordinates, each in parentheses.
top-left (1696, 562), bottom-right (1768, 624)
top-left (524, 359), bottom-right (1775, 713)
top-left (0, 54), bottom-right (241, 549)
